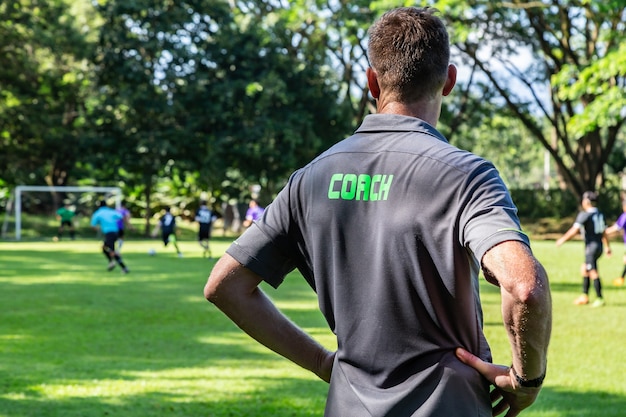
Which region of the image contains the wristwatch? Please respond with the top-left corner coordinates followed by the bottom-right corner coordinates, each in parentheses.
top-left (511, 366), bottom-right (545, 388)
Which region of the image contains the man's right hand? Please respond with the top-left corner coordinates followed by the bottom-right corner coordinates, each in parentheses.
top-left (455, 348), bottom-right (541, 417)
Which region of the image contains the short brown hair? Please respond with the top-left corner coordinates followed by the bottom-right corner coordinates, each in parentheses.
top-left (367, 7), bottom-right (450, 102)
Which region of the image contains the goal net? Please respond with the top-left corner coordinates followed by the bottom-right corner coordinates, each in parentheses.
top-left (2, 185), bottom-right (122, 240)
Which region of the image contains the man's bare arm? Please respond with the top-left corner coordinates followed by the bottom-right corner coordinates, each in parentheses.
top-left (204, 254), bottom-right (335, 382)
top-left (485, 240), bottom-right (551, 380)
top-left (457, 240), bottom-right (551, 416)
top-left (556, 225), bottom-right (579, 246)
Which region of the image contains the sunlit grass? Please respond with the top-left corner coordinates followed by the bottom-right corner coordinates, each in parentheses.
top-left (0, 236), bottom-right (625, 416)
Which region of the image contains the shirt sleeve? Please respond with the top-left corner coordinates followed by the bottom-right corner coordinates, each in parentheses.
top-left (226, 178), bottom-right (299, 288)
top-left (460, 162), bottom-right (530, 263)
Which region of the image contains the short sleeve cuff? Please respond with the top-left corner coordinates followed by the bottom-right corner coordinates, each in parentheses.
top-left (472, 229), bottom-right (531, 264)
top-left (226, 224), bottom-right (296, 289)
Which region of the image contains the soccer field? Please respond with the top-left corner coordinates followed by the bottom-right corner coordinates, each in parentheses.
top-left (0, 238), bottom-right (625, 416)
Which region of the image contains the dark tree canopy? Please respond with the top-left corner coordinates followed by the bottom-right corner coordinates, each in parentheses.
top-left (1, 0), bottom-right (624, 217)
top-left (443, 0), bottom-right (626, 199)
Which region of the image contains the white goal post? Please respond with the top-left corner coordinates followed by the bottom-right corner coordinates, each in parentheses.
top-left (9, 185), bottom-right (122, 241)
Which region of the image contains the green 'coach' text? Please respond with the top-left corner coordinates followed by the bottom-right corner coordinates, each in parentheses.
top-left (327, 173), bottom-right (394, 201)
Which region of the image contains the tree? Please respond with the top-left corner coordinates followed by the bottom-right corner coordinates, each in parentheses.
top-left (442, 0), bottom-right (626, 199)
top-left (91, 0), bottom-right (233, 232)
top-left (0, 0), bottom-right (99, 199)
top-left (185, 0), bottom-right (354, 201)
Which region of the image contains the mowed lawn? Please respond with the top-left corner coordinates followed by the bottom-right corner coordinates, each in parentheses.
top-left (1, 237), bottom-right (625, 417)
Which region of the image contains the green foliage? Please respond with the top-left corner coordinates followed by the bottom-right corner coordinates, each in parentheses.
top-left (511, 187), bottom-right (623, 223)
top-left (89, 0), bottom-right (354, 208)
top-left (0, 0), bottom-right (98, 188)
top-left (553, 43), bottom-right (626, 139)
top-left (439, 0), bottom-right (626, 199)
top-left (188, 1), bottom-right (354, 199)
top-left (1, 0), bottom-right (624, 216)
top-left (443, 99), bottom-right (549, 190)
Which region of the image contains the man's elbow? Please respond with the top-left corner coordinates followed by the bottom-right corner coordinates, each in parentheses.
top-left (204, 255), bottom-right (260, 308)
top-left (518, 285), bottom-right (551, 309)
top-left (204, 278), bottom-right (221, 304)
top-left (516, 273), bottom-right (551, 309)
top-left (203, 267), bottom-right (236, 307)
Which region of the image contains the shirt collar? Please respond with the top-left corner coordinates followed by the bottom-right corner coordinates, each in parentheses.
top-left (355, 114), bottom-right (448, 144)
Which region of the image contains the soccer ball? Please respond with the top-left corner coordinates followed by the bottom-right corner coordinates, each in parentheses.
top-left (148, 248), bottom-right (156, 256)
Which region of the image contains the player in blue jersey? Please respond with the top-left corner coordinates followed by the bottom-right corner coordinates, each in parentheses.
top-left (557, 191), bottom-right (611, 306)
top-left (195, 200), bottom-right (220, 258)
top-left (152, 206), bottom-right (183, 257)
top-left (90, 200), bottom-right (129, 273)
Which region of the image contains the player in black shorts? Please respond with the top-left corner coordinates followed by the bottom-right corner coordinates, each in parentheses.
top-left (557, 191), bottom-right (612, 307)
top-left (195, 200), bottom-right (220, 258)
top-left (151, 206), bottom-right (183, 257)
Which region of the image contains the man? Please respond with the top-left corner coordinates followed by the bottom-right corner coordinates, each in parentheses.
top-left (56, 201), bottom-right (76, 240)
top-left (90, 200), bottom-right (129, 273)
top-left (152, 206), bottom-right (183, 257)
top-left (606, 199), bottom-right (626, 286)
top-left (115, 200), bottom-right (133, 252)
top-left (195, 200), bottom-right (220, 258)
top-left (242, 199), bottom-right (264, 228)
top-left (556, 191), bottom-right (611, 306)
top-left (204, 7), bottom-right (551, 417)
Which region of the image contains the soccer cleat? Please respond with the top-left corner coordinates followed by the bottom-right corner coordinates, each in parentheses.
top-left (121, 268), bottom-right (129, 274)
top-left (613, 277), bottom-right (625, 286)
top-left (573, 294), bottom-right (589, 305)
top-left (591, 298), bottom-right (605, 308)
top-left (107, 261), bottom-right (116, 271)
top-left (178, 252), bottom-right (183, 258)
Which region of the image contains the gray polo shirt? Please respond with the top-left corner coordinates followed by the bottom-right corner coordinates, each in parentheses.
top-left (227, 114), bottom-right (530, 416)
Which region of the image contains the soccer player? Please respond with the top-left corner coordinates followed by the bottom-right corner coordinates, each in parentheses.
top-left (556, 191), bottom-right (611, 306)
top-left (152, 206), bottom-right (183, 257)
top-left (90, 200), bottom-right (129, 273)
top-left (115, 200), bottom-right (133, 252)
top-left (606, 198), bottom-right (626, 286)
top-left (195, 200), bottom-right (219, 258)
top-left (242, 199), bottom-right (264, 228)
top-left (56, 201), bottom-right (76, 240)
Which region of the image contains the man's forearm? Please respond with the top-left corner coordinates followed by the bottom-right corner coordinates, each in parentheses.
top-left (205, 255), bottom-right (334, 382)
top-left (222, 286), bottom-right (332, 380)
top-left (501, 260), bottom-right (551, 380)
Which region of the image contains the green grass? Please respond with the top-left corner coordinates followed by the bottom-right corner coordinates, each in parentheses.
top-left (1, 237), bottom-right (625, 416)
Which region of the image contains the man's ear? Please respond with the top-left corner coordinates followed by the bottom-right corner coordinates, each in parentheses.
top-left (366, 67), bottom-right (380, 99)
top-left (442, 64), bottom-right (457, 97)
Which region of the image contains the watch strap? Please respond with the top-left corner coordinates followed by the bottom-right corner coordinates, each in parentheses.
top-left (511, 366), bottom-right (545, 388)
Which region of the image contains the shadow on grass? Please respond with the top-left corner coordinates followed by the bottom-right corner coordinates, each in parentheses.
top-left (530, 387), bottom-right (626, 417)
top-left (3, 246), bottom-right (624, 417)
top-left (2, 374), bottom-right (625, 417)
top-left (0, 380), bottom-right (328, 417)
top-left (0, 245), bottom-right (330, 417)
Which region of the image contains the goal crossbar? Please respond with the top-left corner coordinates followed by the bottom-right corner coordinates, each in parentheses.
top-left (12, 185), bottom-right (122, 241)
